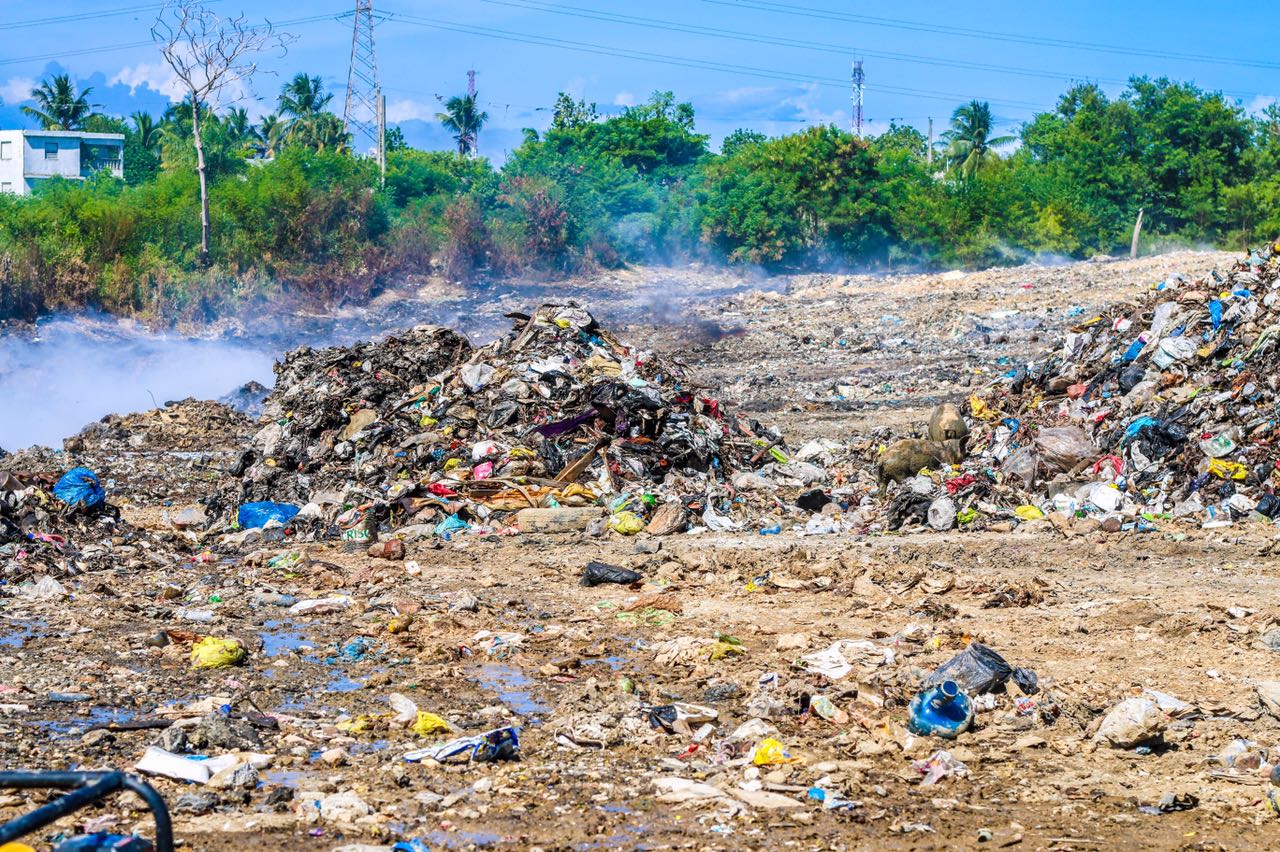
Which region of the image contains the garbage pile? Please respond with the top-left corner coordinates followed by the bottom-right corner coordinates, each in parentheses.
top-left (0, 459), bottom-right (130, 580)
top-left (210, 303), bottom-right (836, 541)
top-left (65, 398), bottom-right (255, 454)
top-left (880, 240), bottom-right (1280, 532)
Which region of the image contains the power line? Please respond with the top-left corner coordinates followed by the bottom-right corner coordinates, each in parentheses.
top-left (382, 11), bottom-right (1049, 112)
top-left (472, 0), bottom-right (1111, 86)
top-left (474, 0), bottom-right (1273, 103)
top-left (0, 13), bottom-right (346, 69)
top-left (693, 0), bottom-right (1280, 72)
top-left (0, 2), bottom-right (220, 31)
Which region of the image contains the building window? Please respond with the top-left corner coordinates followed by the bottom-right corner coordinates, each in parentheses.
top-left (1, 182), bottom-right (11, 194)
top-left (0, 141), bottom-right (10, 160)
top-left (44, 142), bottom-right (58, 160)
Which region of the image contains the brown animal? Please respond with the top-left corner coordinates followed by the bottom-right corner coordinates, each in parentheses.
top-left (877, 438), bottom-right (966, 488)
top-left (927, 403), bottom-right (970, 443)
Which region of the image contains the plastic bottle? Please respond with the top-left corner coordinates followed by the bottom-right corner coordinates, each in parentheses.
top-left (907, 680), bottom-right (974, 738)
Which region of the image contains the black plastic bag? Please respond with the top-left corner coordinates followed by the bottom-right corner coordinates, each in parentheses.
top-left (1012, 667), bottom-right (1039, 695)
top-left (924, 642), bottom-right (1013, 694)
top-left (580, 561), bottom-right (642, 587)
top-left (796, 489), bottom-right (831, 513)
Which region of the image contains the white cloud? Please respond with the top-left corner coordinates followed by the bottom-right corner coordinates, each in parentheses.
top-left (110, 63), bottom-right (184, 100)
top-left (0, 76), bottom-right (37, 106)
top-left (386, 97), bottom-right (437, 124)
top-left (702, 83), bottom-right (845, 128)
top-left (1247, 94), bottom-right (1277, 116)
top-left (613, 91), bottom-right (635, 108)
top-left (108, 62), bottom-right (275, 117)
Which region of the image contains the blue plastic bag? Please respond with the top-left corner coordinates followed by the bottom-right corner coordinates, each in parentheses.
top-left (53, 467), bottom-right (106, 509)
top-left (434, 513), bottom-right (468, 539)
top-left (237, 501), bottom-right (300, 528)
top-left (55, 833), bottom-right (153, 851)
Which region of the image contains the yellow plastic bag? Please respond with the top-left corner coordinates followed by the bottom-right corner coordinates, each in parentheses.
top-left (190, 636), bottom-right (246, 669)
top-left (708, 639), bottom-right (746, 661)
top-left (411, 711), bottom-right (452, 736)
top-left (337, 715), bottom-right (373, 734)
top-left (1014, 504), bottom-right (1045, 521)
top-left (1208, 458), bottom-right (1247, 480)
top-left (969, 395), bottom-right (998, 421)
top-left (608, 511), bottom-right (646, 535)
top-left (752, 737), bottom-right (798, 766)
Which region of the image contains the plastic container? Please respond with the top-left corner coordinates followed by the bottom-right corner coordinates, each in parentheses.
top-left (907, 680), bottom-right (975, 738)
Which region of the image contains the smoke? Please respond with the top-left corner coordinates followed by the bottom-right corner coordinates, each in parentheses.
top-left (0, 314), bottom-right (275, 451)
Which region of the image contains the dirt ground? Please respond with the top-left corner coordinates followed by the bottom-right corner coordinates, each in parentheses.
top-left (5, 250), bottom-right (1280, 851)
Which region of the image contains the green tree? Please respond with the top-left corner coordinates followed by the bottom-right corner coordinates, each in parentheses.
top-left (588, 91), bottom-right (708, 176)
top-left (384, 125), bottom-right (408, 152)
top-left (720, 128), bottom-right (766, 157)
top-left (1124, 77), bottom-right (1251, 239)
top-left (942, 100), bottom-right (1014, 179)
top-left (437, 93), bottom-right (489, 157)
top-left (21, 74), bottom-right (97, 130)
top-left (550, 93), bottom-right (598, 131)
top-left (699, 125), bottom-right (894, 264)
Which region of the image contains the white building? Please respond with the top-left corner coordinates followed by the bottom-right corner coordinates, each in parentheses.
top-left (0, 130), bottom-right (125, 196)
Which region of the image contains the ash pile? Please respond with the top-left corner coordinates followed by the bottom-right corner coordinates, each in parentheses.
top-left (882, 240), bottom-right (1280, 532)
top-left (210, 303), bottom-right (838, 543)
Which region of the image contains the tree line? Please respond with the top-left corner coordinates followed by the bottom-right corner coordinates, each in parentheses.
top-left (1, 69), bottom-right (1277, 321)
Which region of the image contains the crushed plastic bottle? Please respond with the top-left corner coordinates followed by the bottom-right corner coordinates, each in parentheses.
top-left (907, 680), bottom-right (974, 738)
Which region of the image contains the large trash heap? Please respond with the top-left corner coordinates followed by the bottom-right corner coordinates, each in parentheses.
top-left (942, 240), bottom-right (1280, 530)
top-left (209, 302), bottom-right (836, 540)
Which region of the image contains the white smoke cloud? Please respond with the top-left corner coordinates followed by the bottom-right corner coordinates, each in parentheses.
top-left (0, 315), bottom-right (275, 451)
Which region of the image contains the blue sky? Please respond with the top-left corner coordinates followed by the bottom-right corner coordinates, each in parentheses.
top-left (1, 0), bottom-right (1276, 160)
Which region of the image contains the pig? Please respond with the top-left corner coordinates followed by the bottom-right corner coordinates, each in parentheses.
top-left (927, 402), bottom-right (970, 443)
top-left (877, 438), bottom-right (967, 489)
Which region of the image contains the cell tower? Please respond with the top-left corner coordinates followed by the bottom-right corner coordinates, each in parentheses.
top-left (467, 69), bottom-right (476, 98)
top-left (343, 0), bottom-right (385, 179)
top-left (851, 59), bottom-right (865, 137)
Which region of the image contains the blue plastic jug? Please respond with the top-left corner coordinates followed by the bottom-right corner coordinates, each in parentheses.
top-left (907, 680), bottom-right (974, 738)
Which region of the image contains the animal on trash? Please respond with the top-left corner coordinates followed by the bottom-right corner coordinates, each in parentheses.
top-left (927, 403), bottom-right (970, 443)
top-left (878, 438), bottom-right (966, 488)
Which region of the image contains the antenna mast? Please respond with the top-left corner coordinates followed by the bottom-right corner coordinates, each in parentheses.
top-left (851, 59), bottom-right (865, 137)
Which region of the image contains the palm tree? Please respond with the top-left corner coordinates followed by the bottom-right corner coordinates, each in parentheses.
top-left (284, 112), bottom-right (350, 153)
top-left (291, 112), bottom-right (348, 152)
top-left (278, 73), bottom-right (332, 120)
top-left (257, 113), bottom-right (282, 157)
top-left (223, 107), bottom-right (252, 143)
top-left (21, 74), bottom-right (96, 131)
top-left (437, 93), bottom-right (488, 157)
top-left (130, 111), bottom-right (161, 153)
top-left (941, 100), bottom-right (1014, 179)
top-left (277, 74), bottom-right (340, 151)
